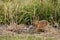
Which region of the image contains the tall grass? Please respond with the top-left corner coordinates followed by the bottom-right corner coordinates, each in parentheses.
top-left (0, 0), bottom-right (60, 25)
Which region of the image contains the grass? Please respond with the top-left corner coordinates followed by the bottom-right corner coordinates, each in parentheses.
top-left (0, 0), bottom-right (60, 40)
top-left (0, 0), bottom-right (60, 24)
top-left (0, 34), bottom-right (59, 40)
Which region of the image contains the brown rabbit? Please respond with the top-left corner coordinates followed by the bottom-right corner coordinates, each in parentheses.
top-left (32, 20), bottom-right (49, 32)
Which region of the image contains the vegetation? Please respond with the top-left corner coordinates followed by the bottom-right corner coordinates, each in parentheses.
top-left (0, 0), bottom-right (60, 25)
top-left (0, 0), bottom-right (60, 40)
top-left (0, 34), bottom-right (58, 40)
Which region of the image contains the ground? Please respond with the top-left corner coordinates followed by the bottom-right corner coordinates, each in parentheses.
top-left (0, 23), bottom-right (60, 40)
top-left (0, 34), bottom-right (60, 40)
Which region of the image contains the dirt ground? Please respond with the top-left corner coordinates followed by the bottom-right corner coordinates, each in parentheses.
top-left (0, 23), bottom-right (60, 37)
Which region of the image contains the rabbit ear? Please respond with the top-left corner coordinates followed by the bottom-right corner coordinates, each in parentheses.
top-left (32, 16), bottom-right (38, 21)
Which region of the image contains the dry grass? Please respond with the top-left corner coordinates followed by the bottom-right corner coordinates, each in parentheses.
top-left (0, 33), bottom-right (60, 40)
top-left (0, 24), bottom-right (60, 40)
